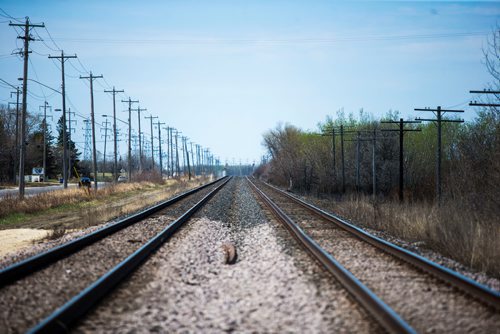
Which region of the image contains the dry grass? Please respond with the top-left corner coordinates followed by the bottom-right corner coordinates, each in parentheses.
top-left (0, 176), bottom-right (207, 226)
top-left (0, 182), bottom-right (149, 219)
top-left (308, 194), bottom-right (500, 277)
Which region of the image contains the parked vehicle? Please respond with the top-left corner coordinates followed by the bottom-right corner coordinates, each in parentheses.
top-left (117, 176), bottom-right (127, 183)
top-left (79, 177), bottom-right (91, 188)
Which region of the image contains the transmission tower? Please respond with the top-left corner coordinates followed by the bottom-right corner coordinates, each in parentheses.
top-left (83, 119), bottom-right (92, 161)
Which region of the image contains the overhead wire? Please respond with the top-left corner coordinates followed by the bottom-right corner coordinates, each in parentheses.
top-left (0, 8), bottom-right (23, 22)
top-left (49, 31), bottom-right (489, 46)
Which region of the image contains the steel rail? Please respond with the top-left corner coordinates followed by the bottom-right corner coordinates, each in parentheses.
top-left (0, 176), bottom-right (228, 288)
top-left (257, 178), bottom-right (500, 311)
top-left (28, 176), bottom-right (231, 333)
top-left (247, 177), bottom-right (415, 334)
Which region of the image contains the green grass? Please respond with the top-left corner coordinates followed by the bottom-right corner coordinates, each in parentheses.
top-left (0, 212), bottom-right (30, 226)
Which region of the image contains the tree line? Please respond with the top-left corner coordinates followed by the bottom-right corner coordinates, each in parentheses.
top-left (259, 106), bottom-right (499, 207)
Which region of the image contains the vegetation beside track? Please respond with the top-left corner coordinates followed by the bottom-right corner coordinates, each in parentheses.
top-left (0, 177), bottom-right (209, 232)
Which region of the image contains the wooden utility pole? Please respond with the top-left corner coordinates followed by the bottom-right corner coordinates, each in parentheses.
top-left (183, 137), bottom-right (192, 180)
top-left (372, 127), bottom-right (377, 199)
top-left (121, 98), bottom-right (138, 181)
top-left (80, 72), bottom-right (103, 192)
top-left (39, 101), bottom-right (52, 182)
top-left (175, 130), bottom-right (181, 176)
top-left (48, 51), bottom-right (77, 189)
top-left (340, 125), bottom-right (345, 193)
top-left (104, 87), bottom-right (124, 182)
top-left (10, 17), bottom-right (45, 198)
top-left (321, 126), bottom-right (338, 190)
top-left (155, 121), bottom-right (166, 177)
top-left (101, 119), bottom-right (111, 179)
top-left (9, 88), bottom-right (21, 184)
top-left (381, 118), bottom-right (421, 202)
top-left (133, 106), bottom-right (147, 171)
top-left (190, 142), bottom-right (195, 177)
top-left (415, 106), bottom-right (464, 205)
top-left (145, 115), bottom-right (158, 170)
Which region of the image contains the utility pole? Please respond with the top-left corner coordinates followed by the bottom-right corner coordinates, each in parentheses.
top-left (67, 108), bottom-right (76, 180)
top-left (145, 115), bottom-right (158, 170)
top-left (382, 118), bottom-right (421, 202)
top-left (9, 88), bottom-right (21, 184)
top-left (39, 101), bottom-right (52, 182)
top-left (132, 106), bottom-right (147, 172)
top-left (345, 129), bottom-right (379, 197)
top-left (101, 119), bottom-right (111, 179)
top-left (48, 51), bottom-right (77, 189)
top-left (372, 127), bottom-right (377, 199)
top-left (321, 126), bottom-right (338, 190)
top-left (340, 125), bottom-right (345, 193)
top-left (10, 17), bottom-right (44, 198)
top-left (165, 126), bottom-right (174, 177)
top-left (175, 131), bottom-right (180, 176)
top-left (183, 137), bottom-right (192, 180)
top-left (104, 87), bottom-right (124, 182)
top-left (469, 90), bottom-right (500, 107)
top-left (80, 72), bottom-right (103, 192)
top-left (415, 106), bottom-right (464, 205)
top-left (121, 98), bottom-right (138, 181)
top-left (190, 142), bottom-right (195, 177)
top-left (155, 121), bottom-right (166, 177)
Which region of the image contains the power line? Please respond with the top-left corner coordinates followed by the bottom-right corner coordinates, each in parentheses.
top-left (48, 31), bottom-right (488, 46)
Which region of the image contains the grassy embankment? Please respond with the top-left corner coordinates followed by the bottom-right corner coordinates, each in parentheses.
top-left (0, 178), bottom-right (207, 234)
top-left (307, 194), bottom-right (500, 278)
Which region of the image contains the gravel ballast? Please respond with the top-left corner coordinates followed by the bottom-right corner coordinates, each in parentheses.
top-left (0, 182), bottom-right (221, 333)
top-left (75, 177), bottom-right (381, 333)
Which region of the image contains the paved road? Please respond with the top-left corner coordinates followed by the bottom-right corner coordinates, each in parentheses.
top-left (0, 182), bottom-right (108, 198)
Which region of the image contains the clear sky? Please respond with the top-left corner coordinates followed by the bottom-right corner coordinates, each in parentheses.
top-left (0, 1), bottom-right (499, 164)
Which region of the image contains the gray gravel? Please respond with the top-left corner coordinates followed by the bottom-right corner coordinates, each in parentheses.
top-left (0, 183), bottom-right (220, 334)
top-left (74, 177), bottom-right (381, 333)
top-left (259, 182), bottom-right (500, 333)
top-left (303, 194), bottom-right (500, 292)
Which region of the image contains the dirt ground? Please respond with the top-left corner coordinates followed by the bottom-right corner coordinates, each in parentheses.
top-left (0, 179), bottom-right (202, 257)
top-left (0, 229), bottom-right (50, 257)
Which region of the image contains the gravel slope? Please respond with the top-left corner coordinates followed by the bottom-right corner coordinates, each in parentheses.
top-left (74, 177), bottom-right (381, 333)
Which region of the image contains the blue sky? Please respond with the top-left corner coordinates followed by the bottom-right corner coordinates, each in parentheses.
top-left (0, 1), bottom-right (499, 164)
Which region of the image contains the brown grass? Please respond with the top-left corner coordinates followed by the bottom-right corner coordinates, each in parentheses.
top-left (0, 182), bottom-right (149, 219)
top-left (308, 194), bottom-right (500, 277)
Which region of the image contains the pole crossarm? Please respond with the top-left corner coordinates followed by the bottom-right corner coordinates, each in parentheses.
top-left (470, 90), bottom-right (500, 94)
top-left (469, 102), bottom-right (500, 107)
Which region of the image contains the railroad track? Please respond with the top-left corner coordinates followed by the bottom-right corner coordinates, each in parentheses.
top-left (0, 176), bottom-right (231, 333)
top-left (247, 177), bottom-right (500, 333)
